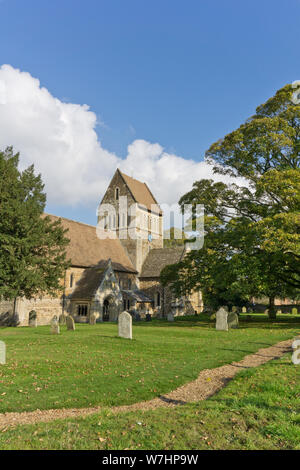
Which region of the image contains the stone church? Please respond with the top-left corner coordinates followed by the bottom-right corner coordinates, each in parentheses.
top-left (0, 169), bottom-right (202, 326)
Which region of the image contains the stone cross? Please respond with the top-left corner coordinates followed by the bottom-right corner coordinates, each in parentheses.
top-left (89, 313), bottom-right (97, 325)
top-left (118, 311), bottom-right (132, 340)
top-left (66, 315), bottom-right (75, 331)
top-left (50, 316), bottom-right (60, 335)
top-left (0, 341), bottom-right (6, 365)
top-left (228, 312), bottom-right (239, 329)
top-left (216, 307), bottom-right (228, 331)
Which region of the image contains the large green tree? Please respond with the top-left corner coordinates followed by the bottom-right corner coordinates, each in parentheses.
top-left (161, 85), bottom-right (300, 318)
top-left (0, 147), bottom-right (70, 305)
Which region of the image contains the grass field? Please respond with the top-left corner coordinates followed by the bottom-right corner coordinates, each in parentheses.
top-left (0, 353), bottom-right (299, 450)
top-left (0, 314), bottom-right (299, 414)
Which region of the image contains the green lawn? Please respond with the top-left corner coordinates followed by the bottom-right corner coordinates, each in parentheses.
top-left (0, 315), bottom-right (299, 414)
top-left (0, 354), bottom-right (299, 450)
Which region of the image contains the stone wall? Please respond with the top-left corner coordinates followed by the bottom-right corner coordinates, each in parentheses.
top-left (15, 296), bottom-right (65, 326)
top-left (139, 277), bottom-right (174, 317)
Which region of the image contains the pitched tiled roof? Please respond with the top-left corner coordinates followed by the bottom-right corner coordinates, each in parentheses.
top-left (122, 289), bottom-right (152, 303)
top-left (140, 247), bottom-right (184, 278)
top-left (44, 214), bottom-right (136, 272)
top-left (119, 171), bottom-right (162, 215)
top-left (70, 265), bottom-right (107, 300)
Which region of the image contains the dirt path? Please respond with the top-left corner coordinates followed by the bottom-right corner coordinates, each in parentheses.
top-left (0, 339), bottom-right (293, 429)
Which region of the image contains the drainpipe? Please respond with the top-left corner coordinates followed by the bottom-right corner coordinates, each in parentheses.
top-left (62, 270), bottom-right (66, 316)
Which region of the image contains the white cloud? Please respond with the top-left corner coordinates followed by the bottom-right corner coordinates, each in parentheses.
top-left (0, 64), bottom-right (237, 210)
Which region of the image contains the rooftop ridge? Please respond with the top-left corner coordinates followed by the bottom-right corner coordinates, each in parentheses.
top-left (44, 213), bottom-right (97, 230)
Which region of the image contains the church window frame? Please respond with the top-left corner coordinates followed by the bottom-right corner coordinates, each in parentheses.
top-left (77, 304), bottom-right (88, 316)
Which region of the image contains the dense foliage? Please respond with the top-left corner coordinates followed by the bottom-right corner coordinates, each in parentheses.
top-left (161, 85), bottom-right (300, 317)
top-left (0, 147), bottom-right (70, 302)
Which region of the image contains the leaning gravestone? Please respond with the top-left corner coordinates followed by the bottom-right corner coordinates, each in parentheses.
top-left (216, 307), bottom-right (228, 331)
top-left (228, 312), bottom-right (239, 329)
top-left (28, 310), bottom-right (37, 328)
top-left (89, 313), bottom-right (97, 325)
top-left (118, 311), bottom-right (132, 339)
top-left (50, 316), bottom-right (60, 335)
top-left (0, 341), bottom-right (6, 365)
top-left (167, 313), bottom-right (174, 322)
top-left (66, 315), bottom-right (75, 331)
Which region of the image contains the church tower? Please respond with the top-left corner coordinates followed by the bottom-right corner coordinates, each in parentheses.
top-left (98, 169), bottom-right (163, 274)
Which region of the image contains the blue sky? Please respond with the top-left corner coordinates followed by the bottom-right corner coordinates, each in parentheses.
top-left (0, 0), bottom-right (299, 225)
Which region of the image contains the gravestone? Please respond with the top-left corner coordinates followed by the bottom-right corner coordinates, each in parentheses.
top-left (66, 315), bottom-right (75, 331)
top-left (216, 307), bottom-right (228, 331)
top-left (167, 313), bottom-right (174, 322)
top-left (59, 314), bottom-right (66, 325)
top-left (118, 311), bottom-right (132, 339)
top-left (232, 306), bottom-right (238, 313)
top-left (28, 310), bottom-right (37, 328)
top-left (0, 341), bottom-right (6, 365)
top-left (50, 316), bottom-right (60, 335)
top-left (242, 307), bottom-right (247, 313)
top-left (89, 313), bottom-right (97, 325)
top-left (228, 312), bottom-right (239, 329)
top-left (145, 313), bottom-right (152, 322)
top-left (292, 307), bottom-right (298, 315)
top-left (134, 313), bottom-right (141, 321)
top-left (292, 338), bottom-right (300, 365)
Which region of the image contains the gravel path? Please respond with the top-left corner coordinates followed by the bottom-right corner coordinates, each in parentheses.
top-left (0, 339), bottom-right (293, 429)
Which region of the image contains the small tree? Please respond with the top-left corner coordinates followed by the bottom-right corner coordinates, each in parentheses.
top-left (0, 147), bottom-right (70, 302)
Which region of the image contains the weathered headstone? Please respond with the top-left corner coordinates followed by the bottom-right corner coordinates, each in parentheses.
top-left (118, 311), bottom-right (132, 339)
top-left (292, 307), bottom-right (298, 315)
top-left (59, 314), bottom-right (66, 325)
top-left (232, 306), bottom-right (238, 313)
top-left (216, 307), bottom-right (228, 331)
top-left (0, 341), bottom-right (6, 365)
top-left (242, 307), bottom-right (247, 313)
top-left (292, 338), bottom-right (300, 365)
top-left (28, 310), bottom-right (37, 328)
top-left (167, 313), bottom-right (174, 322)
top-left (66, 315), bottom-right (75, 331)
top-left (50, 316), bottom-right (60, 335)
top-left (89, 313), bottom-right (97, 325)
top-left (145, 313), bottom-right (152, 322)
top-left (228, 312), bottom-right (239, 329)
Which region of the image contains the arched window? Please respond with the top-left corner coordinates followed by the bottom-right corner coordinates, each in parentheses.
top-left (115, 187), bottom-right (119, 200)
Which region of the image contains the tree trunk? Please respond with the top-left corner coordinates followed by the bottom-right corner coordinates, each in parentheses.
top-left (268, 296), bottom-right (277, 320)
